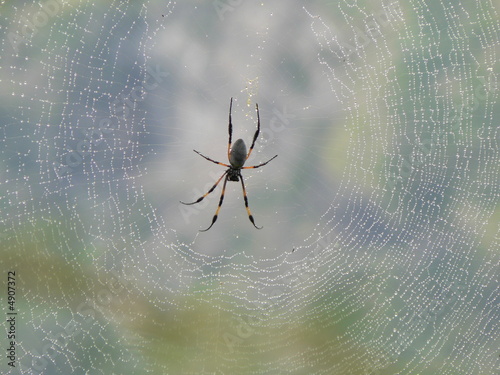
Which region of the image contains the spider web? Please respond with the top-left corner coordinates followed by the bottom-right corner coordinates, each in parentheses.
top-left (1, 0), bottom-right (499, 374)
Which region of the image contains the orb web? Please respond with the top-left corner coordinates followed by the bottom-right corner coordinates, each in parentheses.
top-left (1, 1), bottom-right (498, 374)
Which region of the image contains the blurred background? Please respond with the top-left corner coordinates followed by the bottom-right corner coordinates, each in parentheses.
top-left (1, 0), bottom-right (498, 374)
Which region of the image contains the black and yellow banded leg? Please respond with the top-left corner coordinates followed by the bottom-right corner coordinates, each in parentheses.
top-left (242, 154), bottom-right (278, 169)
top-left (200, 175), bottom-right (229, 232)
top-left (180, 171), bottom-right (227, 205)
top-left (239, 174), bottom-right (262, 229)
top-left (246, 103), bottom-right (260, 160)
top-left (193, 150), bottom-right (230, 167)
top-left (228, 97), bottom-right (233, 160)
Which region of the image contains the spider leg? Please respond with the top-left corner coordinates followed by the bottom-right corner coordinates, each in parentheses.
top-left (228, 97), bottom-right (233, 161)
top-left (241, 154), bottom-right (278, 169)
top-left (180, 171), bottom-right (228, 205)
top-left (193, 150), bottom-right (230, 167)
top-left (200, 174), bottom-right (229, 232)
top-left (246, 103), bottom-right (260, 160)
top-left (239, 173), bottom-right (262, 229)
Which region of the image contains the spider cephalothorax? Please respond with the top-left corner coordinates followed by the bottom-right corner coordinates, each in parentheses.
top-left (227, 168), bottom-right (241, 182)
top-left (181, 98), bottom-right (277, 231)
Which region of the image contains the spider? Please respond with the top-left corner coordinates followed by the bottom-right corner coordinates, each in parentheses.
top-left (181, 98), bottom-right (278, 232)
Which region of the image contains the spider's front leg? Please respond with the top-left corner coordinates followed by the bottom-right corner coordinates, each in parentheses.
top-left (246, 103), bottom-right (260, 160)
top-left (242, 154), bottom-right (278, 169)
top-left (228, 97), bottom-right (233, 161)
top-left (193, 150), bottom-right (230, 167)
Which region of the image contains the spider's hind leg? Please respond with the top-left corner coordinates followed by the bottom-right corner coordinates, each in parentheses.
top-left (239, 174), bottom-right (262, 230)
top-left (200, 175), bottom-right (229, 232)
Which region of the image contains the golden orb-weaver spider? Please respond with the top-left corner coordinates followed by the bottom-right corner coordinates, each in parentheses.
top-left (181, 98), bottom-right (278, 232)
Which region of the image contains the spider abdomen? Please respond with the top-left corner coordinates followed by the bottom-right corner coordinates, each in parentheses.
top-left (229, 138), bottom-right (247, 168)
